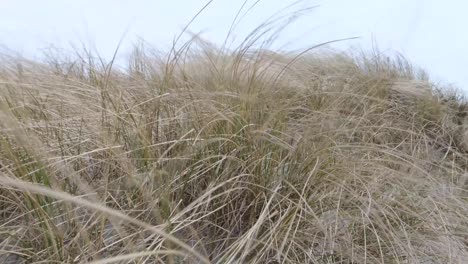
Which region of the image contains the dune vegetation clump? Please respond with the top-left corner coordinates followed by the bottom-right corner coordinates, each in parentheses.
top-left (1, 26), bottom-right (468, 263)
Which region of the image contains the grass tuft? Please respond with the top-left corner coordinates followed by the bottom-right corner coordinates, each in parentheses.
top-left (1, 16), bottom-right (468, 264)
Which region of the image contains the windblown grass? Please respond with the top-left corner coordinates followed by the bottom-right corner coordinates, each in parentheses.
top-left (1, 30), bottom-right (468, 263)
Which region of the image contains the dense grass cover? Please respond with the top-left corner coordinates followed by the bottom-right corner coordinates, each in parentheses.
top-left (1, 37), bottom-right (468, 263)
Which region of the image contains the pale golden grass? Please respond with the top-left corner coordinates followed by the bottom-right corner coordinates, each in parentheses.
top-left (1, 34), bottom-right (468, 263)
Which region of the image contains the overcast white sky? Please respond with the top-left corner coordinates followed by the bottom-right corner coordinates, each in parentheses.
top-left (1, 0), bottom-right (467, 91)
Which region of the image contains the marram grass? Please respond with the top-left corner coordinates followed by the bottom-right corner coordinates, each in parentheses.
top-left (1, 40), bottom-right (468, 263)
